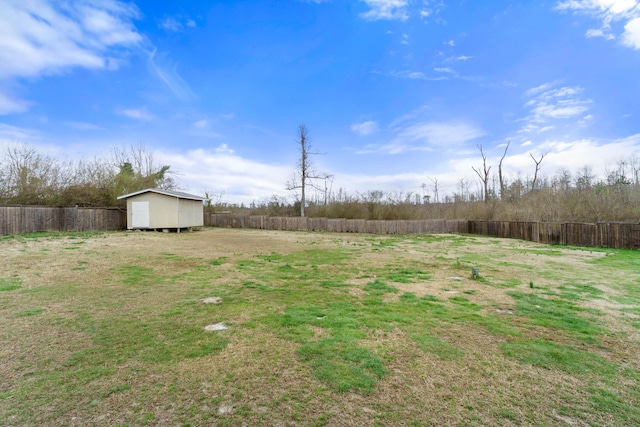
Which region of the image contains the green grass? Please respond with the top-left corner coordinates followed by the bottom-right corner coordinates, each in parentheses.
top-left (298, 339), bottom-right (387, 393)
top-left (14, 307), bottom-right (46, 317)
top-left (501, 339), bottom-right (619, 375)
top-left (508, 291), bottom-right (604, 342)
top-left (0, 277), bottom-right (22, 291)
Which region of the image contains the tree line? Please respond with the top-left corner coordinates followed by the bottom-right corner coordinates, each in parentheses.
top-left (2, 135), bottom-right (639, 223)
top-left (211, 128), bottom-right (640, 223)
top-left (0, 143), bottom-right (175, 208)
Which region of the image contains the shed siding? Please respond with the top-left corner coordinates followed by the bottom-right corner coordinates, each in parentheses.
top-left (177, 198), bottom-right (204, 227)
top-left (125, 192), bottom-right (203, 229)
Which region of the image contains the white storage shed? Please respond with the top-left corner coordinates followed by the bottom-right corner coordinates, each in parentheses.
top-left (118, 188), bottom-right (205, 231)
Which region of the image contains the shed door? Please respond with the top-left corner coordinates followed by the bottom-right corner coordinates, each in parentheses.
top-left (131, 201), bottom-right (150, 228)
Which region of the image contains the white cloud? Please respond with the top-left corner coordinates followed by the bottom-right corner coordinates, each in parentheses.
top-left (446, 55), bottom-right (473, 62)
top-left (360, 0), bottom-right (409, 21)
top-left (0, 0), bottom-right (141, 80)
top-left (384, 120), bottom-right (486, 153)
top-left (585, 27), bottom-right (616, 38)
top-left (159, 17), bottom-right (182, 32)
top-left (351, 120), bottom-right (380, 136)
top-left (193, 120), bottom-right (209, 129)
top-left (186, 118), bottom-right (222, 139)
top-left (434, 67), bottom-right (455, 73)
top-left (390, 70), bottom-right (453, 81)
top-left (524, 82), bottom-right (556, 97)
top-left (536, 134), bottom-right (640, 174)
top-left (116, 108), bottom-right (155, 121)
top-left (0, 92), bottom-right (30, 115)
top-left (390, 70), bottom-right (427, 79)
top-left (520, 83), bottom-right (592, 133)
top-left (622, 16), bottom-right (640, 48)
top-left (154, 147), bottom-right (291, 204)
top-left (159, 15), bottom-right (196, 32)
top-left (0, 123), bottom-right (39, 142)
top-left (556, 0), bottom-right (640, 49)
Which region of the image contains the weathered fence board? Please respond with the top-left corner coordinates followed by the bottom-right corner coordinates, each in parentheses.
top-left (0, 205), bottom-right (125, 235)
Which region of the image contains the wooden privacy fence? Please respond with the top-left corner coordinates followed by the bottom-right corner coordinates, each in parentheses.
top-left (464, 220), bottom-right (640, 249)
top-left (0, 205), bottom-right (126, 236)
top-left (207, 213), bottom-right (640, 250)
top-left (206, 214), bottom-right (468, 235)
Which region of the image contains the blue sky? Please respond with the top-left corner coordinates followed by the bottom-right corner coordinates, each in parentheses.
top-left (1, 0), bottom-right (640, 204)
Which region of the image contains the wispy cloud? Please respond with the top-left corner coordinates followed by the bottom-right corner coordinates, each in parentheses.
top-left (0, 123), bottom-right (39, 142)
top-left (0, 0), bottom-right (141, 115)
top-left (351, 120), bottom-right (380, 136)
top-left (193, 120), bottom-right (209, 129)
top-left (520, 83), bottom-right (592, 133)
top-left (159, 15), bottom-right (197, 32)
top-left (147, 48), bottom-right (195, 100)
top-left (0, 0), bottom-right (141, 80)
top-left (446, 55), bottom-right (473, 62)
top-left (360, 116), bottom-right (485, 155)
top-left (116, 108), bottom-right (155, 121)
top-left (390, 70), bottom-right (428, 79)
top-left (64, 121), bottom-right (105, 131)
top-left (0, 92), bottom-right (30, 115)
top-left (159, 17), bottom-right (182, 32)
top-left (187, 118), bottom-right (222, 139)
top-left (389, 70), bottom-right (450, 80)
top-left (360, 0), bottom-right (409, 21)
top-left (390, 120), bottom-right (486, 152)
top-left (555, 0), bottom-right (640, 49)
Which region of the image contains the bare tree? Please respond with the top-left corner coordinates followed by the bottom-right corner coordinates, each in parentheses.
top-left (498, 142), bottom-right (510, 200)
top-left (428, 176), bottom-right (440, 203)
top-left (110, 144), bottom-right (176, 198)
top-left (0, 143), bottom-right (70, 205)
top-left (529, 152), bottom-right (548, 192)
top-left (472, 144), bottom-right (492, 202)
top-left (286, 124), bottom-right (330, 217)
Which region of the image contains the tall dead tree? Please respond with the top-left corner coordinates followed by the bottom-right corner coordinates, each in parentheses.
top-left (472, 144), bottom-right (492, 202)
top-left (286, 124), bottom-right (330, 217)
top-left (428, 176), bottom-right (440, 203)
top-left (498, 142), bottom-right (510, 200)
top-left (530, 152), bottom-right (548, 192)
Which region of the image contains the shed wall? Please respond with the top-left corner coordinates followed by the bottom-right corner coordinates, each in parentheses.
top-left (177, 198), bottom-right (204, 228)
top-left (125, 193), bottom-right (203, 229)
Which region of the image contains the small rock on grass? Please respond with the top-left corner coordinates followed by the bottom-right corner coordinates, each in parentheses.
top-left (218, 405), bottom-right (233, 415)
top-left (201, 297), bottom-right (222, 304)
top-left (205, 322), bottom-right (228, 331)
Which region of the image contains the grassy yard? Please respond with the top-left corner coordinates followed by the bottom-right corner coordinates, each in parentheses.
top-left (1, 228), bottom-right (639, 426)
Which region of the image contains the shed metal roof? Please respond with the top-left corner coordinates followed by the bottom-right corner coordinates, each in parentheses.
top-left (117, 188), bottom-right (205, 201)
